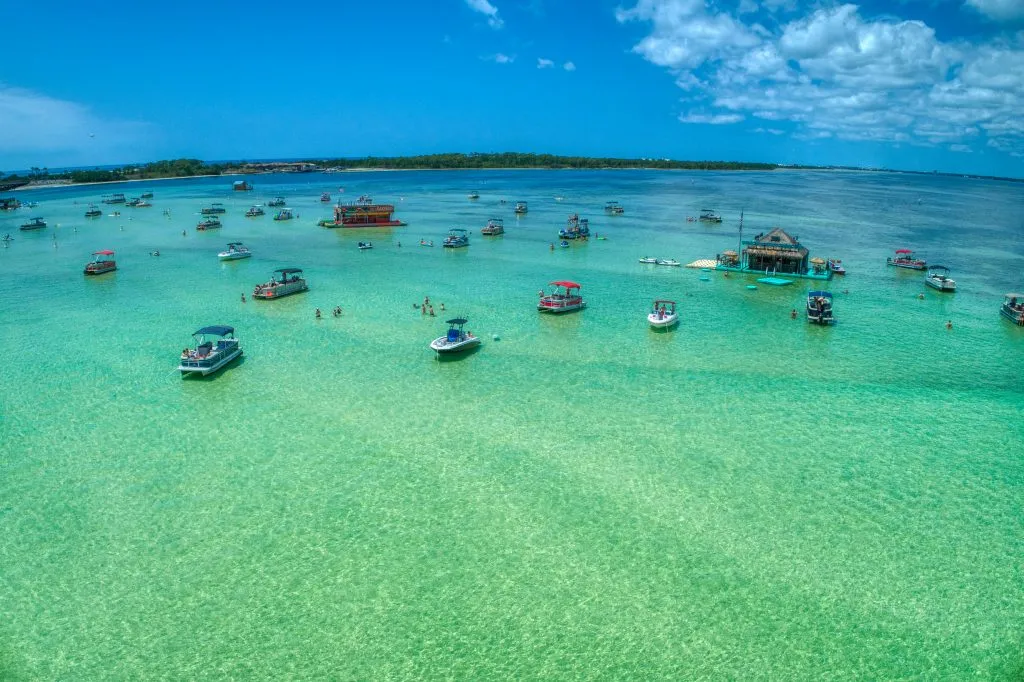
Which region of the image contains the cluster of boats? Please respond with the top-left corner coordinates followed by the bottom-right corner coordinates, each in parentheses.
top-left (888, 249), bottom-right (957, 292)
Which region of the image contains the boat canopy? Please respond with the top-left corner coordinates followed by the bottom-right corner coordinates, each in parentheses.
top-left (194, 325), bottom-right (234, 336)
top-left (93, 250), bottom-right (115, 256)
top-left (895, 249), bottom-right (914, 254)
top-left (1004, 293), bottom-right (1024, 299)
top-left (227, 242), bottom-right (243, 246)
top-left (653, 299), bottom-right (676, 306)
top-left (449, 228), bottom-right (468, 233)
top-left (808, 290), bottom-right (832, 299)
top-left (275, 267), bottom-right (303, 275)
top-left (446, 318), bottom-right (467, 325)
top-left (929, 265), bottom-right (950, 271)
top-left (551, 280), bottom-right (581, 289)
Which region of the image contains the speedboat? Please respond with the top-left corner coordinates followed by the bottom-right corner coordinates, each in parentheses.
top-left (320, 192), bottom-right (331, 202)
top-left (253, 268), bottom-right (308, 299)
top-left (605, 201), bottom-right (625, 214)
top-left (274, 208), bottom-right (295, 221)
top-left (807, 291), bottom-right (834, 325)
top-left (924, 265), bottom-right (956, 292)
top-left (218, 242), bottom-right (252, 260)
top-left (197, 217), bottom-right (222, 230)
top-left (538, 280), bottom-right (585, 313)
top-left (201, 203), bottom-right (226, 215)
top-left (20, 217), bottom-right (46, 231)
top-left (828, 259), bottom-right (846, 275)
top-left (656, 258), bottom-right (681, 267)
top-left (267, 197), bottom-right (286, 207)
top-left (85, 205), bottom-right (102, 218)
top-left (468, 191), bottom-right (480, 200)
top-left (513, 201), bottom-right (528, 214)
top-left (887, 249), bottom-right (926, 270)
top-left (699, 209), bottom-right (723, 223)
top-left (430, 317), bottom-right (481, 354)
top-left (135, 199), bottom-right (152, 208)
top-left (481, 218), bottom-right (504, 235)
top-left (126, 198), bottom-right (142, 207)
top-left (638, 257), bottom-right (657, 264)
top-left (1000, 293), bottom-right (1024, 326)
top-left (178, 325), bottom-right (242, 376)
top-left (84, 250), bottom-right (116, 275)
top-left (358, 241), bottom-right (373, 250)
top-left (245, 205), bottom-right (265, 217)
top-left (648, 300), bottom-right (678, 328)
top-left (140, 191), bottom-right (154, 199)
top-left (443, 228), bottom-right (469, 248)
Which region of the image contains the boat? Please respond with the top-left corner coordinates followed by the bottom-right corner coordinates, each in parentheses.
top-left (140, 191), bottom-right (154, 199)
top-left (925, 265), bottom-right (956, 292)
top-left (102, 193), bottom-right (126, 205)
top-left (253, 268), bottom-right (308, 299)
top-left (513, 201), bottom-right (528, 214)
top-left (419, 239), bottom-right (434, 247)
top-left (83, 250), bottom-right (116, 275)
top-left (201, 203), bottom-right (226, 215)
top-left (245, 205), bottom-right (265, 217)
top-left (218, 242), bottom-right (252, 260)
top-left (656, 258), bottom-right (681, 267)
top-left (468, 191), bottom-right (480, 200)
top-left (232, 180), bottom-right (253, 191)
top-left (806, 291), bottom-right (834, 325)
top-left (559, 240), bottom-right (570, 248)
top-left (84, 205), bottom-right (102, 218)
top-left (19, 217), bottom-right (46, 231)
top-left (1000, 293), bottom-right (1024, 326)
top-left (267, 197), bottom-right (286, 207)
top-left (537, 280), bottom-right (585, 313)
top-left (274, 208), bottom-right (295, 221)
top-left (443, 228), bottom-right (469, 248)
top-left (0, 198), bottom-right (21, 210)
top-left (135, 199), bottom-right (152, 208)
top-left (430, 318), bottom-right (481, 354)
top-left (178, 325), bottom-right (243, 376)
top-left (699, 209), bottom-right (723, 223)
top-left (197, 217), bottom-right (222, 230)
top-left (605, 201), bottom-right (625, 214)
top-left (358, 241), bottom-right (373, 250)
top-left (828, 259), bottom-right (846, 275)
top-left (638, 257), bottom-right (658, 264)
top-left (481, 218), bottom-right (504, 235)
top-left (320, 192), bottom-right (331, 202)
top-left (125, 198), bottom-right (141, 207)
top-left (648, 300), bottom-right (678, 328)
top-left (323, 201), bottom-right (404, 227)
top-left (887, 248), bottom-right (927, 270)
top-left (558, 214), bottom-right (590, 240)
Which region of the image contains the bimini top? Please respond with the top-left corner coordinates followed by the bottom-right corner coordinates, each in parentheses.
top-left (446, 318), bottom-right (467, 325)
top-left (93, 250), bottom-right (115, 256)
top-left (652, 299), bottom-right (676, 306)
top-left (895, 249), bottom-right (914, 254)
top-left (808, 291), bottom-right (833, 299)
top-left (550, 280), bottom-right (581, 289)
top-left (194, 325), bottom-right (234, 336)
top-left (929, 264), bottom-right (950, 271)
top-left (1005, 293), bottom-right (1024, 299)
top-left (274, 267), bottom-right (303, 275)
top-left (227, 242), bottom-right (244, 247)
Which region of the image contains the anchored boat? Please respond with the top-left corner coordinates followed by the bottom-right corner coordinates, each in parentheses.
top-left (443, 228), bottom-right (469, 248)
top-left (253, 268), bottom-right (308, 300)
top-left (648, 300), bottom-right (678, 328)
top-left (245, 205), bottom-right (265, 217)
top-left (605, 201), bottom-right (625, 215)
top-left (468, 191), bottom-right (480, 200)
top-left (559, 214), bottom-right (590, 240)
top-left (807, 291), bottom-right (834, 325)
top-left (430, 318), bottom-right (481, 354)
top-left (887, 249), bottom-right (926, 270)
top-left (513, 201), bottom-right (528, 215)
top-left (20, 217), bottom-right (46, 231)
top-left (925, 265), bottom-right (956, 292)
top-left (85, 204), bottom-right (102, 218)
top-left (197, 217), bottom-right (222, 230)
top-left (481, 218), bottom-right (504, 235)
top-left (267, 197), bottom-right (286, 207)
top-left (828, 259), bottom-right (846, 275)
top-left (1000, 293), bottom-right (1024, 326)
top-left (322, 200), bottom-right (404, 228)
top-left (201, 203), bottom-right (226, 215)
top-left (699, 209), bottom-right (722, 223)
top-left (538, 280), bottom-right (585, 313)
top-left (84, 250), bottom-right (116, 275)
top-left (320, 192), bottom-right (331, 202)
top-left (274, 208), bottom-right (295, 221)
top-left (102, 193), bottom-right (126, 205)
top-left (178, 325), bottom-right (242, 376)
top-left (218, 242), bottom-right (252, 260)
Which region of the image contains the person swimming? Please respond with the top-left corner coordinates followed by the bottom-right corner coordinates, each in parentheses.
top-left (315, 308), bottom-right (322, 319)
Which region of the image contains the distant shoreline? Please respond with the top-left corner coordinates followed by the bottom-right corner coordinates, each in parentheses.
top-left (13, 174), bottom-right (222, 191)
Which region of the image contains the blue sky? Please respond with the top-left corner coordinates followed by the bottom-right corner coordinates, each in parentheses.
top-left (2, 0), bottom-right (1023, 176)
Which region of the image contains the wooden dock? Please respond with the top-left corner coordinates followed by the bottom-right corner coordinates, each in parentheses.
top-left (686, 259), bottom-right (717, 269)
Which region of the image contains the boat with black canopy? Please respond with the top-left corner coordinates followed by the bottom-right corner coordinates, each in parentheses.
top-left (807, 291), bottom-right (834, 325)
top-left (253, 268), bottom-right (308, 299)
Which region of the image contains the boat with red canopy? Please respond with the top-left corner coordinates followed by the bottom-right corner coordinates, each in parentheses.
top-left (320, 200), bottom-right (405, 228)
top-left (887, 248), bottom-right (926, 270)
top-left (537, 280), bottom-right (585, 313)
top-left (84, 250), bottom-right (116, 275)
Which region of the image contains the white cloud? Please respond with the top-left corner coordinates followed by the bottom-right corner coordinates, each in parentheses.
top-left (465, 0), bottom-right (504, 28)
top-left (616, 0), bottom-right (1024, 157)
top-left (754, 127), bottom-right (785, 134)
top-left (0, 85), bottom-right (152, 168)
top-left (950, 144), bottom-right (973, 152)
top-left (964, 0), bottom-right (1024, 22)
top-left (563, 61), bottom-right (577, 71)
top-left (537, 58), bottom-right (555, 68)
top-left (488, 53), bottom-right (515, 63)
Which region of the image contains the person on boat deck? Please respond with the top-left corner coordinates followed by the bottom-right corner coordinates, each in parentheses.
top-left (181, 348), bottom-right (190, 359)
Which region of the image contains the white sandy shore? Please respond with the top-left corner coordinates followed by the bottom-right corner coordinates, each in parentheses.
top-left (13, 174), bottom-right (223, 191)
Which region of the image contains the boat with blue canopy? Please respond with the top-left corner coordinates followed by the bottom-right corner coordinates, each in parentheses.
top-left (178, 325), bottom-right (242, 376)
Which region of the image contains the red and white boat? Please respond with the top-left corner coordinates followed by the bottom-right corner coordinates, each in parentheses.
top-left (537, 280), bottom-right (585, 313)
top-left (84, 250), bottom-right (116, 275)
top-left (887, 249), bottom-right (926, 270)
top-left (320, 200), bottom-right (405, 228)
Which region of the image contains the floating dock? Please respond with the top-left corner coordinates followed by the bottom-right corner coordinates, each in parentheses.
top-left (686, 259), bottom-right (718, 269)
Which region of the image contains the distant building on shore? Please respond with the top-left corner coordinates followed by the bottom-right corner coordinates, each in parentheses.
top-left (232, 180), bottom-right (254, 191)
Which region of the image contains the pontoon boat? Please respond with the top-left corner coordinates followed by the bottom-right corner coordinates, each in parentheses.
top-left (253, 268), bottom-right (308, 299)
top-left (84, 250), bottom-right (116, 275)
top-left (538, 280), bottom-right (585, 313)
top-left (178, 325), bottom-right (242, 376)
top-left (218, 242), bottom-right (252, 260)
top-left (924, 265), bottom-right (956, 292)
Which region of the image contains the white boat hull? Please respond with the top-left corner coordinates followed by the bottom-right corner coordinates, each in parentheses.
top-left (648, 313), bottom-right (679, 328)
top-left (430, 336), bottom-right (481, 353)
top-left (179, 348), bottom-right (243, 376)
top-left (218, 251), bottom-right (251, 260)
top-left (925, 277), bottom-right (956, 292)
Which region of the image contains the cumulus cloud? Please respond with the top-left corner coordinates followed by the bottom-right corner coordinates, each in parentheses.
top-left (537, 58), bottom-right (554, 68)
top-left (563, 61), bottom-right (577, 71)
top-left (616, 1), bottom-right (1024, 156)
top-left (487, 53), bottom-right (515, 63)
top-left (964, 0), bottom-right (1024, 22)
top-left (465, 0), bottom-right (504, 28)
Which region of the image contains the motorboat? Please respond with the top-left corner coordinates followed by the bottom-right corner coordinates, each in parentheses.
top-left (178, 325), bottom-right (242, 376)
top-left (197, 217), bottom-right (222, 230)
top-left (443, 228), bottom-right (469, 248)
top-left (605, 201), bottom-right (625, 214)
top-left (887, 249), bottom-right (926, 270)
top-left (648, 300), bottom-right (678, 328)
top-left (807, 291), bottom-right (834, 325)
top-left (320, 192), bottom-right (331, 202)
top-left (638, 257), bottom-right (658, 264)
top-left (85, 205), bottom-right (102, 218)
top-left (358, 241), bottom-right (373, 250)
top-left (924, 265), bottom-right (956, 292)
top-left (245, 205), bottom-right (265, 217)
top-left (559, 240), bottom-right (570, 248)
top-left (135, 199), bottom-right (152, 208)
top-left (538, 280), bottom-right (585, 313)
top-left (828, 259), bottom-right (846, 275)
top-left (274, 208), bottom-right (295, 221)
top-left (102, 193), bottom-right (126, 205)
top-left (699, 209), bottom-right (723, 223)
top-left (201, 203), bottom-right (226, 215)
top-left (468, 191), bottom-right (480, 200)
top-left (1000, 293), bottom-right (1024, 326)
top-left (430, 317), bottom-right (481, 354)
top-left (253, 268), bottom-right (308, 300)
top-left (20, 217), bottom-right (46, 230)
top-left (83, 250), bottom-right (116, 275)
top-left (513, 201), bottom-right (528, 214)
top-left (140, 191), bottom-right (154, 199)
top-left (267, 197), bottom-right (286, 207)
top-left (126, 197), bottom-right (142, 207)
top-left (481, 218), bottom-right (504, 235)
top-left (218, 242), bottom-right (252, 260)
top-left (656, 258), bottom-right (681, 267)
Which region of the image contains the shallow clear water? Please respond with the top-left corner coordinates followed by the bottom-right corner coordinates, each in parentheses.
top-left (1, 170), bottom-right (1023, 679)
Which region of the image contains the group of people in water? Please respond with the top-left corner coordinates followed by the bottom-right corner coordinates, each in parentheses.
top-left (314, 306), bottom-right (343, 319)
top-left (414, 296), bottom-right (445, 317)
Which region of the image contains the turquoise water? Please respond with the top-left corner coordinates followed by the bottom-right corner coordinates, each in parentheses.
top-left (1, 170), bottom-right (1022, 679)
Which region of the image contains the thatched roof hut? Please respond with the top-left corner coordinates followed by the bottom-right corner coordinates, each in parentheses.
top-left (742, 227), bottom-right (809, 274)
